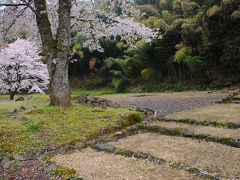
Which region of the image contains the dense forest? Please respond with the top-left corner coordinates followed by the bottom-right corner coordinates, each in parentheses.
top-left (68, 0), bottom-right (240, 92)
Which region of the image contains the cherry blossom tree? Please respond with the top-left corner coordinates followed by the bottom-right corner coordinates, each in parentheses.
top-left (71, 0), bottom-right (157, 52)
top-left (0, 0), bottom-right (158, 107)
top-left (0, 39), bottom-right (49, 100)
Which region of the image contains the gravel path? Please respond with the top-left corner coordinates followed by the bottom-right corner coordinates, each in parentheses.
top-left (103, 91), bottom-right (229, 116)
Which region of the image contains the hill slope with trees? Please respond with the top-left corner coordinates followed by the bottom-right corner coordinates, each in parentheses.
top-left (69, 0), bottom-right (240, 92)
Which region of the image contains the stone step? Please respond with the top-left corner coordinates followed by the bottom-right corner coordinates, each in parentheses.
top-left (141, 121), bottom-right (240, 147)
top-left (234, 94), bottom-right (240, 99)
top-left (51, 147), bottom-right (200, 180)
top-left (162, 104), bottom-right (240, 128)
top-left (230, 100), bottom-right (240, 104)
top-left (108, 133), bottom-right (240, 179)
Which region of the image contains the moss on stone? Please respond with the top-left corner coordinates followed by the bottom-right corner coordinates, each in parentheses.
top-left (121, 112), bottom-right (143, 127)
top-left (55, 166), bottom-right (78, 179)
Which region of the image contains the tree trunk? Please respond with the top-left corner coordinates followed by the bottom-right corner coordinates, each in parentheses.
top-left (10, 91), bottom-right (15, 100)
top-left (34, 0), bottom-right (71, 107)
top-left (49, 51), bottom-right (71, 107)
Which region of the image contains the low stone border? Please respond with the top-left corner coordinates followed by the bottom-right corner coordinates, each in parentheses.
top-left (138, 124), bottom-right (240, 148)
top-left (159, 118), bottom-right (240, 129)
top-left (75, 94), bottom-right (120, 108)
top-left (217, 90), bottom-right (240, 104)
top-left (90, 143), bottom-right (219, 180)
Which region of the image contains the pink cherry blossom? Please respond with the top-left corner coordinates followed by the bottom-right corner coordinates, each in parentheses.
top-left (0, 39), bottom-right (49, 96)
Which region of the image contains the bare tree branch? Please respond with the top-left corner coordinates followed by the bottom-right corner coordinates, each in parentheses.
top-left (21, 0), bottom-right (39, 16)
top-left (1, 6), bottom-right (28, 43)
top-left (0, 3), bottom-right (27, 7)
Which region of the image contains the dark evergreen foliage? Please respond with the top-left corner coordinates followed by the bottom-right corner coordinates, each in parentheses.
top-left (69, 0), bottom-right (240, 92)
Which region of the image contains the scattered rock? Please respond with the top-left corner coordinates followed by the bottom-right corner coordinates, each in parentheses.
top-left (104, 145), bottom-right (116, 152)
top-left (57, 147), bottom-right (67, 154)
top-left (7, 109), bottom-right (18, 114)
top-left (232, 140), bottom-right (240, 148)
top-left (125, 125), bottom-right (138, 131)
top-left (14, 155), bottom-right (24, 161)
top-left (27, 95), bottom-right (34, 100)
top-left (117, 120), bottom-right (123, 125)
top-left (231, 101), bottom-right (240, 104)
top-left (86, 140), bottom-right (97, 146)
top-left (92, 143), bottom-right (105, 151)
top-left (20, 106), bottom-right (26, 110)
top-left (76, 94), bottom-right (118, 108)
top-left (216, 99), bottom-right (223, 104)
top-left (136, 107), bottom-right (145, 113)
top-left (146, 118), bottom-right (153, 123)
top-left (1, 158), bottom-right (11, 168)
top-left (144, 108), bottom-right (155, 116)
top-left (36, 150), bottom-right (46, 156)
top-left (92, 143), bottom-right (116, 152)
top-left (140, 120), bottom-right (149, 124)
top-left (207, 170), bottom-right (216, 174)
top-left (132, 94), bottom-right (154, 97)
top-left (77, 93), bottom-right (88, 102)
top-left (114, 131), bottom-right (123, 135)
top-left (15, 96), bottom-right (25, 101)
top-left (23, 154), bottom-right (35, 161)
top-left (133, 152), bottom-right (148, 159)
top-left (19, 116), bottom-right (27, 121)
top-left (108, 125), bottom-right (118, 129)
top-left (10, 116), bottom-right (18, 119)
top-left (75, 142), bottom-right (87, 149)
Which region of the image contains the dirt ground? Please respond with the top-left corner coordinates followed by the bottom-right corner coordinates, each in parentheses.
top-left (52, 147), bottom-right (200, 180)
top-left (150, 121), bottom-right (240, 139)
top-left (103, 91), bottom-right (229, 115)
top-left (164, 104), bottom-right (240, 124)
top-left (109, 133), bottom-right (240, 179)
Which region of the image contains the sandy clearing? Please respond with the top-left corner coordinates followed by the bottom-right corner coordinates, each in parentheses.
top-left (109, 133), bottom-right (240, 179)
top-left (150, 121), bottom-right (240, 139)
top-left (52, 147), bottom-right (200, 180)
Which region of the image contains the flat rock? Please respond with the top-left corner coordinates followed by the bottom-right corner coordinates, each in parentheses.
top-left (109, 133), bottom-right (240, 179)
top-left (27, 95), bottom-right (34, 100)
top-left (20, 106), bottom-right (26, 110)
top-left (14, 155), bottom-right (24, 161)
top-left (52, 148), bottom-right (199, 180)
top-left (75, 142), bottom-right (87, 149)
top-left (92, 143), bottom-right (105, 151)
top-left (15, 96), bottom-right (25, 101)
top-left (1, 158), bottom-right (11, 168)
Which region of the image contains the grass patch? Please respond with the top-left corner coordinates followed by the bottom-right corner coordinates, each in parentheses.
top-left (27, 122), bottom-right (40, 132)
top-left (0, 94), bottom-right (140, 156)
top-left (0, 177), bottom-right (8, 180)
top-left (71, 88), bottom-right (115, 97)
top-left (216, 120), bottom-right (226, 128)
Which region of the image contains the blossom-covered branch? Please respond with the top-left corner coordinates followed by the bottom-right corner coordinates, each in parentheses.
top-left (0, 39), bottom-right (49, 100)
